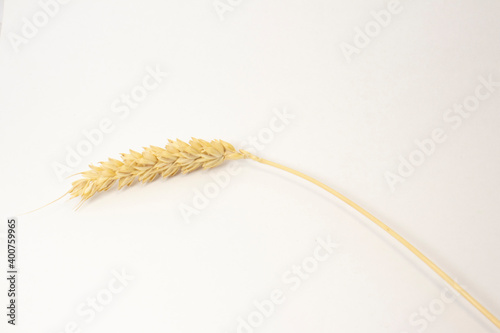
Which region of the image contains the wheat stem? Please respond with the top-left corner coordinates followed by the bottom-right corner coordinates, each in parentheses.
top-left (63, 138), bottom-right (499, 328)
top-left (242, 151), bottom-right (500, 329)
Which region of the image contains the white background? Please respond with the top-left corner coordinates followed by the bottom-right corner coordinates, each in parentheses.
top-left (1, 1), bottom-right (500, 332)
top-left (0, 0), bottom-right (4, 32)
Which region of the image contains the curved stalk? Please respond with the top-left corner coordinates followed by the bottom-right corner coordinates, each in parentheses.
top-left (243, 152), bottom-right (500, 329)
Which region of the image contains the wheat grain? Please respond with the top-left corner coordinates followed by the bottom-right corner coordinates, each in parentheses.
top-left (68, 138), bottom-right (248, 206)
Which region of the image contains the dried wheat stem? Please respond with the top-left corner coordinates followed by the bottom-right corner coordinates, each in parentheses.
top-left (66, 138), bottom-right (499, 329)
top-left (243, 151), bottom-right (500, 330)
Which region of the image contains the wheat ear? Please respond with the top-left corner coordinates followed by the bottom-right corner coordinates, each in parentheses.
top-left (67, 138), bottom-right (245, 208)
top-left (64, 138), bottom-right (499, 329)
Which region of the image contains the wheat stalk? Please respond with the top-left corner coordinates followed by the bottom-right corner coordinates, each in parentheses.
top-left (42, 138), bottom-right (500, 328)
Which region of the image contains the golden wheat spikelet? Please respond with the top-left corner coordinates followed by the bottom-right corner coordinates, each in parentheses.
top-left (68, 138), bottom-right (247, 206)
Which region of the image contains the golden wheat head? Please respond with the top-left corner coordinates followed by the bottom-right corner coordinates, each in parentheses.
top-left (68, 138), bottom-right (249, 206)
